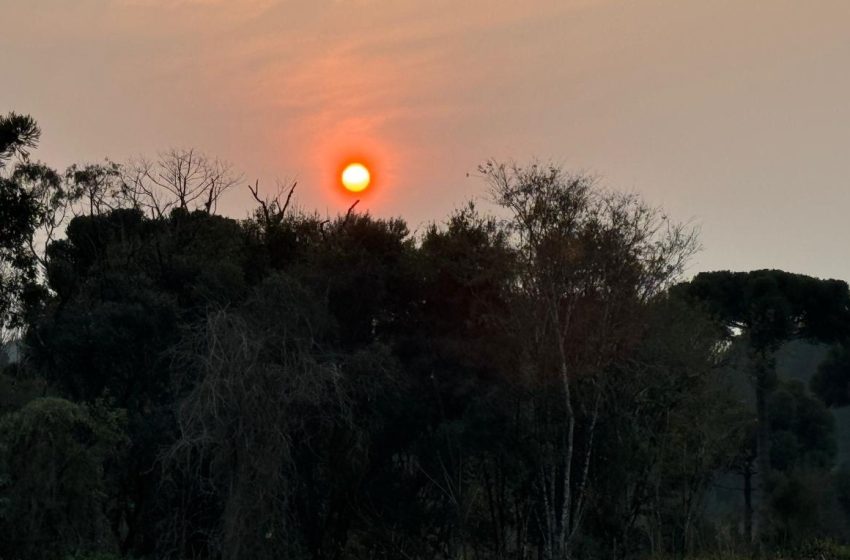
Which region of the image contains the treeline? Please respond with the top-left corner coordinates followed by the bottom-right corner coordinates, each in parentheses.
top-left (3, 113), bottom-right (850, 560)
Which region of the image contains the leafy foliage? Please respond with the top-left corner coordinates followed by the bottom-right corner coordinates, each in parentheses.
top-left (812, 344), bottom-right (850, 408)
top-left (0, 398), bottom-right (127, 560)
top-left (2, 114), bottom-right (850, 559)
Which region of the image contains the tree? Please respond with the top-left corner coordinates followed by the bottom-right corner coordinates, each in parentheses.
top-left (0, 178), bottom-right (39, 329)
top-left (674, 270), bottom-right (850, 545)
top-left (1, 113), bottom-right (41, 329)
top-left (811, 343), bottom-right (850, 407)
top-left (769, 380), bottom-right (836, 472)
top-left (767, 380), bottom-right (838, 546)
top-left (10, 161), bottom-right (74, 270)
top-left (483, 161), bottom-right (698, 559)
top-left (164, 273), bottom-right (394, 560)
top-left (24, 205), bottom-right (253, 556)
top-left (0, 113), bottom-right (72, 330)
top-left (0, 398), bottom-right (127, 560)
top-left (65, 161), bottom-right (124, 217)
top-left (0, 112), bottom-right (39, 167)
top-left (588, 295), bottom-right (747, 558)
top-left (122, 148), bottom-right (240, 218)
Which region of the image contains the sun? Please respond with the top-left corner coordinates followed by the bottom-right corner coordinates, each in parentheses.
top-left (341, 162), bottom-right (371, 193)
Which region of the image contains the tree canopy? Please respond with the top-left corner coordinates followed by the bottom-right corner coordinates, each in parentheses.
top-left (3, 113), bottom-right (850, 560)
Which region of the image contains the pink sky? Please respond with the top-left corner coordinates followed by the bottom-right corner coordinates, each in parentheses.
top-left (2, 0), bottom-right (849, 281)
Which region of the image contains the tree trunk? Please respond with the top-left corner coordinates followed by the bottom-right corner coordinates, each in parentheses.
top-left (754, 351), bottom-right (772, 546)
top-left (743, 458), bottom-right (753, 546)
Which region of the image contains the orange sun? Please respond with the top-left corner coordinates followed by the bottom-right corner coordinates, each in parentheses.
top-left (341, 162), bottom-right (371, 193)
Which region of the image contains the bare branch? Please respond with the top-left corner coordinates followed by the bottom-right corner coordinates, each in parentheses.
top-left (343, 200), bottom-right (360, 226)
top-left (121, 149), bottom-right (240, 218)
top-left (247, 179), bottom-right (297, 231)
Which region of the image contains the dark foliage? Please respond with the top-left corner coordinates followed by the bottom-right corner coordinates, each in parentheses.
top-left (2, 114), bottom-right (850, 559)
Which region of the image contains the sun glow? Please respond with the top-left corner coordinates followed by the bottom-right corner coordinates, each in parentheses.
top-left (341, 162), bottom-right (371, 193)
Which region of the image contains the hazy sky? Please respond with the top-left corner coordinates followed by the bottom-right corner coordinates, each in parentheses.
top-left (2, 0), bottom-right (849, 281)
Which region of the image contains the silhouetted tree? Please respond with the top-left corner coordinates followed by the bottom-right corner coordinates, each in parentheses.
top-left (483, 161), bottom-right (699, 560)
top-left (8, 113), bottom-right (850, 560)
top-left (674, 270), bottom-right (850, 546)
top-left (122, 149), bottom-right (240, 218)
top-left (0, 112), bottom-right (39, 167)
top-left (812, 343), bottom-right (850, 407)
top-left (65, 160), bottom-right (124, 217)
top-left (0, 114), bottom-right (90, 337)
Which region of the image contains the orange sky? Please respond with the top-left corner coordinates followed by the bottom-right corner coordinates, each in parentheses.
top-left (2, 0), bottom-right (849, 281)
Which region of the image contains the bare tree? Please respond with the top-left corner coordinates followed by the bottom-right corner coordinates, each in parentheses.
top-left (482, 160), bottom-right (699, 560)
top-left (122, 149), bottom-right (241, 218)
top-left (248, 179), bottom-right (296, 231)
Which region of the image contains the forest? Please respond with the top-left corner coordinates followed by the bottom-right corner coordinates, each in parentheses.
top-left (3, 112), bottom-right (850, 560)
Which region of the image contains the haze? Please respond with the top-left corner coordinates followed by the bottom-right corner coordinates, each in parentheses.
top-left (2, 0), bottom-right (849, 281)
